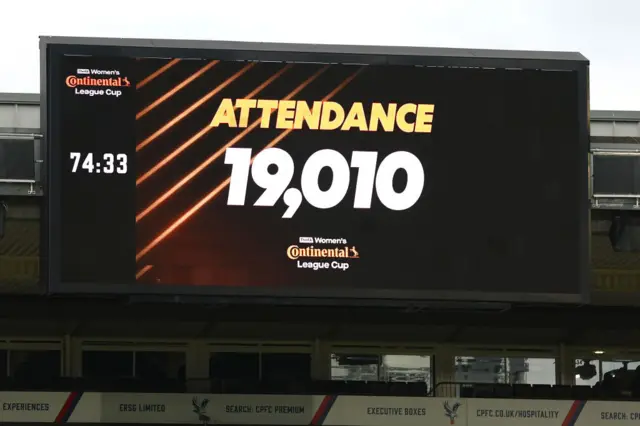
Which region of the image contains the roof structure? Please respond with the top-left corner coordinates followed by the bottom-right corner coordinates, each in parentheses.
top-left (40, 36), bottom-right (588, 71)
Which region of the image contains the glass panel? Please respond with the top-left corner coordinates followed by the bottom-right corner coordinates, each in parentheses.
top-left (575, 359), bottom-right (640, 387)
top-left (10, 350), bottom-right (61, 380)
top-left (455, 356), bottom-right (506, 384)
top-left (380, 354), bottom-right (431, 384)
top-left (82, 350), bottom-right (133, 378)
top-left (455, 356), bottom-right (556, 385)
top-left (331, 354), bottom-right (379, 381)
top-left (575, 359), bottom-right (599, 386)
top-left (135, 351), bottom-right (185, 380)
top-left (209, 352), bottom-right (259, 380)
top-left (261, 353), bottom-right (311, 382)
top-left (600, 360), bottom-right (640, 391)
top-left (512, 357), bottom-right (555, 385)
top-left (602, 360), bottom-right (640, 374)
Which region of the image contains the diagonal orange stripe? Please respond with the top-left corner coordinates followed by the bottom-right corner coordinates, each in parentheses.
top-left (136, 64), bottom-right (294, 186)
top-left (135, 264), bottom-right (154, 279)
top-left (136, 62), bottom-right (256, 152)
top-left (137, 60), bottom-right (219, 120)
top-left (135, 67), bottom-right (363, 262)
top-left (137, 58), bottom-right (181, 90)
top-left (135, 65), bottom-right (329, 223)
top-left (257, 68), bottom-right (363, 153)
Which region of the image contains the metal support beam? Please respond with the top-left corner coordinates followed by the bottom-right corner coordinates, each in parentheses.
top-left (0, 181), bottom-right (40, 196)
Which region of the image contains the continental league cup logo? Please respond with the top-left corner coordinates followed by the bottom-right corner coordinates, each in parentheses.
top-left (192, 397), bottom-right (211, 425)
top-left (443, 401), bottom-right (461, 425)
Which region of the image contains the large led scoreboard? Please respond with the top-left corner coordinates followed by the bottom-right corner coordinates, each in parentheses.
top-left (40, 37), bottom-right (590, 303)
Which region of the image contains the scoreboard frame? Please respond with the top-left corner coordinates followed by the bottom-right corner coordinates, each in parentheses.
top-left (39, 36), bottom-right (591, 304)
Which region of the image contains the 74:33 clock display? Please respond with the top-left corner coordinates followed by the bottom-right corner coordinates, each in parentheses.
top-left (69, 152), bottom-right (129, 174)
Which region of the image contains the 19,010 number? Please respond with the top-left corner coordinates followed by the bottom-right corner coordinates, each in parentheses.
top-left (225, 148), bottom-right (425, 219)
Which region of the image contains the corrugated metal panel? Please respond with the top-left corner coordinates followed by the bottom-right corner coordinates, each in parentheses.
top-left (0, 218), bottom-right (40, 293)
top-left (0, 219), bottom-right (39, 257)
top-left (593, 156), bottom-right (640, 195)
top-left (0, 139), bottom-right (35, 180)
top-left (592, 233), bottom-right (640, 269)
top-left (591, 110), bottom-right (640, 121)
top-left (0, 93), bottom-right (39, 104)
top-left (590, 121), bottom-right (640, 140)
top-left (0, 103), bottom-right (39, 131)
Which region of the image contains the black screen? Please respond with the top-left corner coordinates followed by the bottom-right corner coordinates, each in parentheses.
top-left (44, 46), bottom-right (588, 302)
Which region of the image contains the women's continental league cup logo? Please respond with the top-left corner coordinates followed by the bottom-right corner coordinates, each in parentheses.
top-left (443, 401), bottom-right (461, 424)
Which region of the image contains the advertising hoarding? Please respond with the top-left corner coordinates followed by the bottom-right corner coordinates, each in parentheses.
top-left (0, 391), bottom-right (634, 426)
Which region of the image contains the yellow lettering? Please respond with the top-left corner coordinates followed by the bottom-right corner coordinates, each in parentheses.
top-left (276, 100), bottom-right (296, 129)
top-left (319, 102), bottom-right (344, 131)
top-left (341, 102), bottom-right (368, 131)
top-left (257, 99), bottom-right (279, 128)
top-left (210, 99), bottom-right (435, 132)
top-left (235, 99), bottom-right (257, 128)
top-left (396, 103), bottom-right (417, 133)
top-left (369, 103), bottom-right (396, 132)
top-left (414, 104), bottom-right (434, 133)
top-left (210, 98), bottom-right (237, 128)
top-left (293, 101), bottom-right (322, 130)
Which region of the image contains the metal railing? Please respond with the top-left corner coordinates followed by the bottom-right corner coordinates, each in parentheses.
top-left (430, 381), bottom-right (640, 401)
